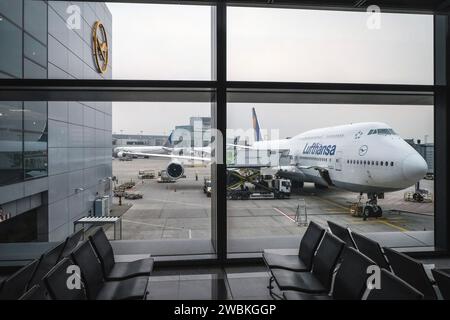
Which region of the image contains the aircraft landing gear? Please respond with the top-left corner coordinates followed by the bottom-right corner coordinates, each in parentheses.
top-left (362, 193), bottom-right (383, 220)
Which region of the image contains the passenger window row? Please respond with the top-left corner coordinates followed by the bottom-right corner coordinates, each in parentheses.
top-left (347, 159), bottom-right (394, 166)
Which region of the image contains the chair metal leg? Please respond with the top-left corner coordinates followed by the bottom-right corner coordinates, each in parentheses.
top-left (268, 276), bottom-right (284, 300)
top-left (267, 276), bottom-right (274, 289)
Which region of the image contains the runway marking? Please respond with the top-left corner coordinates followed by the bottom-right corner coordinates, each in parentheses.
top-left (122, 218), bottom-right (193, 238)
top-left (273, 207), bottom-right (296, 223)
top-left (140, 197), bottom-right (206, 208)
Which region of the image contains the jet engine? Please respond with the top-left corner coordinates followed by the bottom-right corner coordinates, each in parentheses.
top-left (166, 161), bottom-right (184, 180)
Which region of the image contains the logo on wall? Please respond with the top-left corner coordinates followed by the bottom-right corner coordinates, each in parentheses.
top-left (92, 21), bottom-right (109, 74)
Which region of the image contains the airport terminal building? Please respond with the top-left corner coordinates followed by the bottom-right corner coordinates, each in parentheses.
top-left (0, 1), bottom-right (112, 241)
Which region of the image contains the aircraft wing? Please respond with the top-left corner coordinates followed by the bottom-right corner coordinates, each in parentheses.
top-left (296, 165), bottom-right (330, 170)
top-left (123, 151), bottom-right (211, 162)
top-left (227, 163), bottom-right (273, 169)
top-left (226, 143), bottom-right (257, 150)
top-left (226, 143), bottom-right (289, 154)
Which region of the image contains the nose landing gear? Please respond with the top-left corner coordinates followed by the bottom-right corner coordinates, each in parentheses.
top-left (362, 193), bottom-right (383, 220)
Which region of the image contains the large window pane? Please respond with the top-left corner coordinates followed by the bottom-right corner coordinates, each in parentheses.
top-left (24, 0), bottom-right (48, 45)
top-left (1, 1), bottom-right (213, 80)
top-left (0, 102), bottom-right (23, 186)
top-left (0, 18), bottom-right (23, 78)
top-left (24, 102), bottom-right (48, 179)
top-left (0, 0), bottom-right (23, 27)
top-left (112, 102), bottom-right (214, 255)
top-left (107, 3), bottom-right (213, 80)
top-left (227, 103), bottom-right (434, 253)
top-left (228, 7), bottom-right (433, 84)
top-left (24, 33), bottom-right (48, 67)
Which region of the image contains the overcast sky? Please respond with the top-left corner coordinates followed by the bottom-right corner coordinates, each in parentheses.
top-left (107, 3), bottom-right (433, 141)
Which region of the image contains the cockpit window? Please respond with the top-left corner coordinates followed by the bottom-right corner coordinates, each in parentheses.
top-left (368, 128), bottom-right (397, 135)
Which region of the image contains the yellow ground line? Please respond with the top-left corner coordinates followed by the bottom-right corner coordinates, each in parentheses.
top-left (323, 211), bottom-right (350, 214)
top-left (375, 220), bottom-right (408, 232)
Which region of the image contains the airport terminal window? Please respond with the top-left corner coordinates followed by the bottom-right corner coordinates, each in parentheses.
top-left (0, 0), bottom-right (23, 26)
top-left (0, 17), bottom-right (23, 78)
top-left (1, 1), bottom-right (213, 80)
top-left (227, 7), bottom-right (433, 84)
top-left (23, 102), bottom-right (48, 179)
top-left (24, 0), bottom-right (47, 45)
top-left (0, 1), bottom-right (441, 261)
top-left (111, 102), bottom-right (214, 255)
top-left (227, 103), bottom-right (434, 254)
top-left (0, 102), bottom-right (24, 186)
top-left (0, 101), bottom-right (48, 185)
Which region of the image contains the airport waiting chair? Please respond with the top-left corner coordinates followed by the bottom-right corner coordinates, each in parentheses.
top-left (327, 221), bottom-right (357, 248)
top-left (283, 247), bottom-right (377, 300)
top-left (59, 228), bottom-right (84, 259)
top-left (19, 285), bottom-right (51, 300)
top-left (44, 258), bottom-right (87, 300)
top-left (431, 269), bottom-right (450, 300)
top-left (366, 269), bottom-right (423, 300)
top-left (71, 240), bottom-right (149, 300)
top-left (0, 259), bottom-right (40, 300)
top-left (384, 247), bottom-right (437, 300)
top-left (263, 221), bottom-right (325, 272)
top-left (88, 227), bottom-right (154, 280)
top-left (351, 231), bottom-right (391, 270)
top-left (271, 232), bottom-right (345, 296)
top-left (28, 241), bottom-right (67, 289)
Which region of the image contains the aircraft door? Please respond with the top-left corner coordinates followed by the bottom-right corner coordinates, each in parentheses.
top-left (335, 151), bottom-right (343, 171)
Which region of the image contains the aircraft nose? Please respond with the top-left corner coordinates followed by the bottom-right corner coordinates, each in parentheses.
top-left (402, 153), bottom-right (428, 183)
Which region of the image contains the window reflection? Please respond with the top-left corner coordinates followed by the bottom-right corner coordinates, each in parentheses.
top-left (0, 102), bottom-right (24, 185)
top-left (0, 101), bottom-right (48, 185)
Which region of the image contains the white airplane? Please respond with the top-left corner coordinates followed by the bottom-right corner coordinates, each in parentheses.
top-left (122, 108), bottom-right (428, 216)
top-left (113, 131), bottom-right (176, 158)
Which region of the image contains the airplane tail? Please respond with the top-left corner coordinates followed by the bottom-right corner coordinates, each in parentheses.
top-left (252, 107), bottom-right (263, 142)
top-left (163, 130), bottom-right (174, 148)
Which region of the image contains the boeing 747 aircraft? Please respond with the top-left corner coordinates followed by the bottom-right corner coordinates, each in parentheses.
top-left (120, 108), bottom-right (428, 216)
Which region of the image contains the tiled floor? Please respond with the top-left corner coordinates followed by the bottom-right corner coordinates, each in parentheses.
top-left (147, 265), bottom-right (280, 300)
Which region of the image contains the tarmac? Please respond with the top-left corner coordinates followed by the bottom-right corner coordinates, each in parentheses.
top-left (112, 158), bottom-right (434, 245)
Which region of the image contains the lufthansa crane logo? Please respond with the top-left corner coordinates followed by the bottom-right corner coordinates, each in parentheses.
top-left (359, 145), bottom-right (368, 156)
top-left (92, 21), bottom-right (109, 74)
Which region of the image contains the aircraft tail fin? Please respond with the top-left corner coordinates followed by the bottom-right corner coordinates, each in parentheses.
top-left (163, 130), bottom-right (174, 148)
top-left (252, 107), bottom-right (263, 142)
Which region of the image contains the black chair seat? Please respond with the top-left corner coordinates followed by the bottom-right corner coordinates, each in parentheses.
top-left (107, 259), bottom-right (154, 280)
top-left (271, 269), bottom-right (328, 293)
top-left (71, 241), bottom-right (149, 300)
top-left (283, 291), bottom-right (331, 300)
top-left (89, 227), bottom-right (153, 280)
top-left (96, 276), bottom-right (149, 300)
top-left (263, 253), bottom-right (308, 272)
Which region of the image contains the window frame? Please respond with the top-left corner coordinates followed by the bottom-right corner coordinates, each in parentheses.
top-left (0, 0), bottom-right (449, 263)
